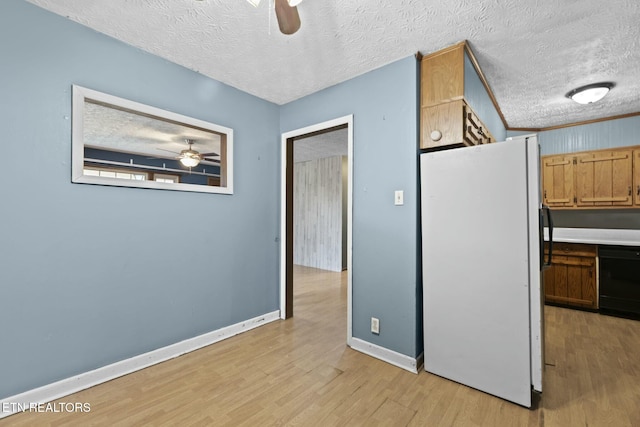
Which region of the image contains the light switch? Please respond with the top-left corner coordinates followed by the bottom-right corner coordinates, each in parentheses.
top-left (394, 190), bottom-right (404, 206)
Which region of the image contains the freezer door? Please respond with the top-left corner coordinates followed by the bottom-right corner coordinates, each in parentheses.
top-left (526, 136), bottom-right (544, 394)
top-left (421, 138), bottom-right (541, 407)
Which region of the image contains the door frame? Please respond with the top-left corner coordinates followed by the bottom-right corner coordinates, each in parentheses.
top-left (280, 115), bottom-right (354, 345)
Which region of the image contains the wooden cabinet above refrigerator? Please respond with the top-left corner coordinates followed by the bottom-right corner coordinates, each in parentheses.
top-left (419, 42), bottom-right (501, 150)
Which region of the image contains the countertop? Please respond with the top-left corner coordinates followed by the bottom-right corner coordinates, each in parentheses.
top-left (544, 227), bottom-right (640, 246)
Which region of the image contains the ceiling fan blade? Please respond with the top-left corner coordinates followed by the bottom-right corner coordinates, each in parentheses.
top-left (156, 148), bottom-right (180, 154)
top-left (274, 0), bottom-right (301, 35)
top-left (200, 152), bottom-right (220, 157)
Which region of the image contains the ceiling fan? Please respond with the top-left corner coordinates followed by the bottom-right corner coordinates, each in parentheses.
top-left (157, 139), bottom-right (220, 168)
top-left (247, 0), bottom-right (304, 35)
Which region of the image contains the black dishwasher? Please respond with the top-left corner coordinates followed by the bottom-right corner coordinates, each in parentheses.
top-left (599, 245), bottom-right (640, 318)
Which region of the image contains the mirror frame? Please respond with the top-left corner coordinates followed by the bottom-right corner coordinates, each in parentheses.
top-left (71, 85), bottom-right (234, 195)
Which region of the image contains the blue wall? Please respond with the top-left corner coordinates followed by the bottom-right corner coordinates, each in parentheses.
top-left (464, 53), bottom-right (506, 142)
top-left (0, 0), bottom-right (280, 398)
top-left (281, 57), bottom-right (422, 358)
top-left (507, 116), bottom-right (640, 155)
top-left (538, 116), bottom-right (640, 156)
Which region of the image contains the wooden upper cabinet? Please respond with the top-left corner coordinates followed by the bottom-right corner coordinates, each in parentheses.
top-left (421, 43), bottom-right (465, 107)
top-left (542, 155), bottom-right (575, 207)
top-left (541, 146), bottom-right (640, 210)
top-left (575, 149), bottom-right (632, 207)
top-left (420, 42), bottom-right (495, 150)
top-left (421, 100), bottom-right (494, 149)
top-left (634, 150), bottom-right (640, 206)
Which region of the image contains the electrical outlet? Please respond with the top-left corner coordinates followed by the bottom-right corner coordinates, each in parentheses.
top-left (371, 317), bottom-right (380, 334)
top-left (394, 190), bottom-right (404, 206)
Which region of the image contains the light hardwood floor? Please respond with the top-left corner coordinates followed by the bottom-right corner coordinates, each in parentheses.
top-left (5, 266), bottom-right (640, 426)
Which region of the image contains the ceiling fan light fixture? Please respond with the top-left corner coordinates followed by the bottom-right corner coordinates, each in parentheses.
top-left (179, 156), bottom-right (200, 168)
top-left (566, 82), bottom-right (614, 105)
top-left (179, 150), bottom-right (202, 167)
top-left (274, 0), bottom-right (301, 34)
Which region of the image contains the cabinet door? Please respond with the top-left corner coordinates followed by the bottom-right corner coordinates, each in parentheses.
top-left (575, 150), bottom-right (633, 207)
top-left (543, 255), bottom-right (597, 309)
top-left (421, 44), bottom-right (464, 107)
top-left (421, 101), bottom-right (464, 149)
top-left (542, 155), bottom-right (575, 207)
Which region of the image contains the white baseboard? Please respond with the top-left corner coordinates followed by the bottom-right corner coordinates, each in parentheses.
top-left (0, 310), bottom-right (280, 419)
top-left (350, 337), bottom-right (420, 374)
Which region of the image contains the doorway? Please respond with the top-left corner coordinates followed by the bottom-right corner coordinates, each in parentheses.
top-left (280, 115), bottom-right (353, 344)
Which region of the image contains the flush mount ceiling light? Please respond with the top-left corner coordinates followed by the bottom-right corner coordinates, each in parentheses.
top-left (566, 82), bottom-right (615, 105)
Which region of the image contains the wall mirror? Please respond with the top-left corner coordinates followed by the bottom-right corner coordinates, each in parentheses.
top-left (72, 85), bottom-right (233, 194)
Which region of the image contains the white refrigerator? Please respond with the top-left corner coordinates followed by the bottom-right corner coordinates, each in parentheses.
top-left (420, 135), bottom-right (548, 408)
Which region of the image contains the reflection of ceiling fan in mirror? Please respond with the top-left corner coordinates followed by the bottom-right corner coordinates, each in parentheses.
top-left (247, 0), bottom-right (304, 35)
top-left (157, 139), bottom-right (219, 168)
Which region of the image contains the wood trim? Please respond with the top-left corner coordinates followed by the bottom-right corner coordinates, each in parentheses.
top-left (285, 137), bottom-right (294, 319)
top-left (544, 159), bottom-right (571, 166)
top-left (546, 198), bottom-right (572, 203)
top-left (293, 123), bottom-right (347, 140)
top-left (545, 295), bottom-right (593, 306)
top-left (580, 196), bottom-right (630, 203)
top-left (550, 259), bottom-right (594, 267)
top-left (577, 153), bottom-right (630, 163)
top-left (462, 41), bottom-right (509, 131)
top-left (508, 126), bottom-right (543, 132)
top-left (420, 40), bottom-right (466, 60)
top-left (509, 111), bottom-right (640, 133)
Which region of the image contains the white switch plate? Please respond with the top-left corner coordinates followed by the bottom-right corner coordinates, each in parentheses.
top-left (371, 317), bottom-right (380, 334)
top-left (394, 190), bottom-right (404, 206)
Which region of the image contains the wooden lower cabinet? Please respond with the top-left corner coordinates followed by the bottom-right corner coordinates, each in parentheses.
top-left (543, 242), bottom-right (598, 310)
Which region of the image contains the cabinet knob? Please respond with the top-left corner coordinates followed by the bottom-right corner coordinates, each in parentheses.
top-left (430, 130), bottom-right (442, 141)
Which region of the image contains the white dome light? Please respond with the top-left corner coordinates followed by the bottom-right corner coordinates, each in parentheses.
top-left (566, 83), bottom-right (614, 105)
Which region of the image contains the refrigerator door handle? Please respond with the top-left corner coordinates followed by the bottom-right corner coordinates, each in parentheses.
top-left (540, 204), bottom-right (553, 269)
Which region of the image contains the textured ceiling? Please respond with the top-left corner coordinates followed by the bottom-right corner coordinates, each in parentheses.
top-left (294, 128), bottom-right (348, 163)
top-left (27, 0), bottom-right (640, 129)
